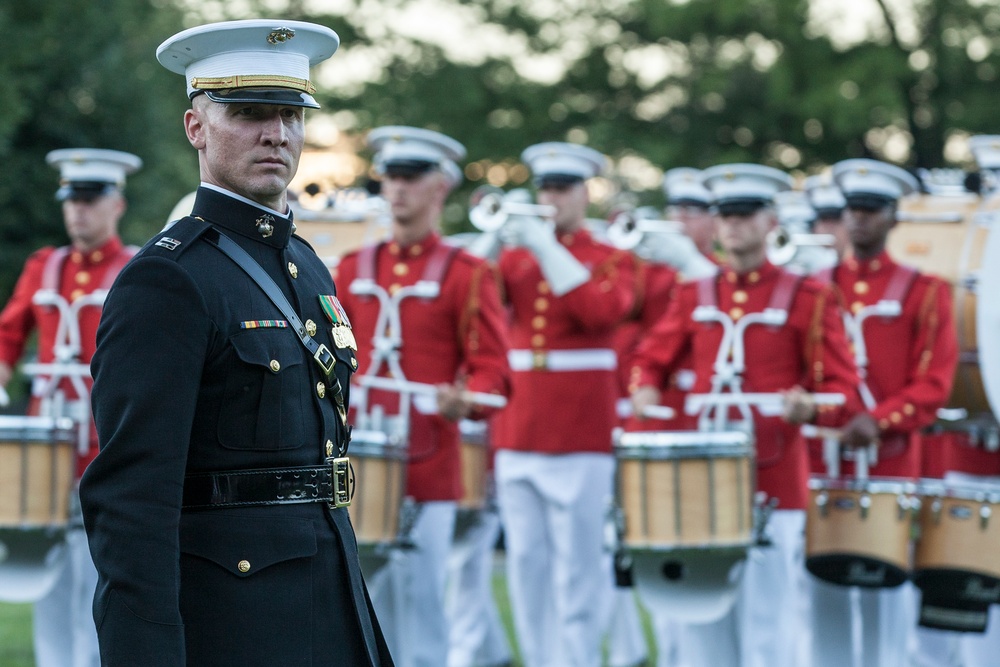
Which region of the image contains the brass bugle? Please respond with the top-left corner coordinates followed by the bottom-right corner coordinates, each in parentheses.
top-left (606, 209), bottom-right (683, 250)
top-left (469, 191), bottom-right (556, 233)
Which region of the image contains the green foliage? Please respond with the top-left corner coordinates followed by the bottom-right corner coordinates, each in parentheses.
top-left (0, 0), bottom-right (196, 300)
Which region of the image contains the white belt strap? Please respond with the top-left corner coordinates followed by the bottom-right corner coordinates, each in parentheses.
top-left (508, 348), bottom-right (618, 372)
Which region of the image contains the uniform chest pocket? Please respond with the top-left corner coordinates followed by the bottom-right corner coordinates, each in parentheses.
top-left (218, 329), bottom-right (310, 450)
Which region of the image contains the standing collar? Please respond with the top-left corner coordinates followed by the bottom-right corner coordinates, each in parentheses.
top-left (190, 185), bottom-right (294, 249)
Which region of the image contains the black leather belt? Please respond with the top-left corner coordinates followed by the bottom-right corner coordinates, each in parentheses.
top-left (183, 459), bottom-right (352, 509)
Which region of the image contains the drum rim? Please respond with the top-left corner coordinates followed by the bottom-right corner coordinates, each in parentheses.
top-left (617, 431), bottom-right (752, 448)
top-left (808, 475), bottom-right (917, 494)
top-left (615, 444), bottom-right (754, 460)
top-left (916, 479), bottom-right (1000, 503)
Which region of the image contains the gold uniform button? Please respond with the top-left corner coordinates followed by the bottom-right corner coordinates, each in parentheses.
top-left (75, 271), bottom-right (91, 285)
top-left (269, 360), bottom-right (281, 373)
top-left (70, 251), bottom-right (84, 264)
top-left (748, 271), bottom-right (760, 284)
top-left (350, 357), bottom-right (358, 370)
top-left (870, 260), bottom-right (881, 271)
top-left (389, 283), bottom-right (402, 295)
top-left (411, 245), bottom-right (424, 256)
top-left (305, 319), bottom-right (317, 336)
top-left (732, 290), bottom-right (748, 304)
top-left (238, 560), bottom-right (251, 573)
top-left (729, 307), bottom-right (744, 320)
top-left (532, 316), bottom-right (546, 330)
top-left (70, 289), bottom-right (85, 301)
top-left (317, 382), bottom-right (326, 398)
top-left (903, 403), bottom-right (915, 416)
top-left (851, 301), bottom-right (864, 314)
top-left (393, 263), bottom-right (409, 277)
top-left (91, 250), bottom-right (104, 263)
top-left (326, 440), bottom-right (335, 457)
top-left (890, 412), bottom-right (902, 424)
top-left (854, 281), bottom-right (869, 295)
top-left (534, 298), bottom-right (549, 312)
top-left (538, 281), bottom-right (550, 294)
top-left (531, 334), bottom-right (546, 347)
top-left (288, 262), bottom-right (299, 279)
top-left (388, 242), bottom-right (401, 255)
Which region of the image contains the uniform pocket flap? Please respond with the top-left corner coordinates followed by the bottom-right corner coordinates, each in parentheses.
top-left (179, 514), bottom-right (317, 577)
top-left (229, 328), bottom-right (303, 371)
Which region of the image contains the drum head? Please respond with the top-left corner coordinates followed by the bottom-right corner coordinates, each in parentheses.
top-left (0, 528), bottom-right (67, 603)
top-left (628, 548), bottom-right (746, 623)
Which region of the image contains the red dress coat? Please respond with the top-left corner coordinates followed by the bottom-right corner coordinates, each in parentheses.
top-left (492, 228), bottom-right (636, 454)
top-left (630, 261), bottom-right (862, 510)
top-left (0, 236), bottom-right (134, 477)
top-left (335, 233), bottom-right (511, 502)
top-left (809, 252), bottom-right (958, 478)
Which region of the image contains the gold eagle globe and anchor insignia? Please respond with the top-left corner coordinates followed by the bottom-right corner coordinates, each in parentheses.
top-left (267, 27), bottom-right (296, 45)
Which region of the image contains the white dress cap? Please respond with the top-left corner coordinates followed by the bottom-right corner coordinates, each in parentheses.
top-left (46, 148), bottom-right (142, 201)
top-left (662, 167), bottom-right (713, 206)
top-left (968, 135), bottom-right (1000, 170)
top-left (367, 126), bottom-right (467, 187)
top-left (156, 19), bottom-right (339, 109)
top-left (804, 174), bottom-right (847, 213)
top-left (774, 190), bottom-right (816, 231)
top-left (831, 158), bottom-right (918, 205)
top-left (521, 142), bottom-right (606, 184)
top-left (701, 163), bottom-right (793, 205)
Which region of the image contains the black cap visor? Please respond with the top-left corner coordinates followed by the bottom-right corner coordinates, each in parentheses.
top-left (383, 160), bottom-right (439, 179)
top-left (716, 199), bottom-right (769, 217)
top-left (56, 182), bottom-right (117, 203)
top-left (199, 88), bottom-right (320, 109)
top-left (845, 193), bottom-right (895, 212)
top-left (535, 173), bottom-right (584, 189)
top-left (814, 206), bottom-right (845, 220)
top-left (667, 197), bottom-right (711, 210)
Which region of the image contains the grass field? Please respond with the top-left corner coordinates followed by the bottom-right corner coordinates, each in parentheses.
top-left (0, 567), bottom-right (657, 666)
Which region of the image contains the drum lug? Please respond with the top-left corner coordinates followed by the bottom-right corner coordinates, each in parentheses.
top-left (931, 498), bottom-right (943, 524)
top-left (815, 491), bottom-right (829, 518)
top-left (859, 493), bottom-right (872, 520)
top-left (980, 504), bottom-right (992, 530)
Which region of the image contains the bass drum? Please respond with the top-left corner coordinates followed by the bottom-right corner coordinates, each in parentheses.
top-left (893, 190), bottom-right (1000, 417)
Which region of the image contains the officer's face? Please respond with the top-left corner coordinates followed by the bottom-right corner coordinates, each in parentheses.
top-left (668, 204), bottom-right (715, 255)
top-left (715, 208), bottom-right (774, 256)
top-left (844, 204), bottom-right (896, 250)
top-left (185, 96), bottom-right (304, 210)
top-left (380, 170), bottom-right (449, 225)
top-left (537, 181), bottom-right (588, 232)
top-left (813, 214), bottom-right (850, 259)
top-left (62, 193), bottom-right (126, 252)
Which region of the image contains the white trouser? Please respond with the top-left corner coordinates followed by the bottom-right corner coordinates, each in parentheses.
top-left (445, 508), bottom-right (513, 667)
top-left (810, 577), bottom-right (917, 667)
top-left (605, 587), bottom-right (649, 667)
top-left (677, 510), bottom-right (807, 667)
top-left (33, 527), bottom-right (100, 667)
top-left (368, 501), bottom-right (458, 667)
top-left (495, 450), bottom-right (614, 667)
top-left (957, 605), bottom-right (1000, 667)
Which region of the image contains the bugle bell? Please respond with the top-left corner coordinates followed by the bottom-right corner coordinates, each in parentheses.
top-left (606, 207), bottom-right (683, 250)
top-left (766, 227), bottom-right (838, 272)
top-left (468, 189), bottom-right (555, 233)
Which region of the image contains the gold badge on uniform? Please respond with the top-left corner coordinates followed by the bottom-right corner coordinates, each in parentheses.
top-left (318, 295), bottom-right (357, 350)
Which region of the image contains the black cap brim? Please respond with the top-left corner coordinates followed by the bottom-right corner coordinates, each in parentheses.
top-left (56, 182), bottom-right (118, 202)
top-left (716, 199), bottom-right (769, 217)
top-left (534, 173), bottom-right (584, 188)
top-left (668, 198), bottom-right (711, 209)
top-left (383, 160), bottom-right (438, 178)
top-left (201, 88), bottom-right (320, 109)
top-left (845, 193), bottom-right (895, 211)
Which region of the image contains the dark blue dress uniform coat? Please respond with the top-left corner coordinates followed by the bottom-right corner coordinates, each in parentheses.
top-left (80, 187), bottom-right (394, 666)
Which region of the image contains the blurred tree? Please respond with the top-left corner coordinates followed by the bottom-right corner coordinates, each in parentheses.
top-left (0, 0), bottom-right (195, 300)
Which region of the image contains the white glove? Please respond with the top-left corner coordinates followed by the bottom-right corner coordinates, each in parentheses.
top-left (465, 231), bottom-right (503, 260)
top-left (636, 232), bottom-right (717, 280)
top-left (499, 215), bottom-right (590, 296)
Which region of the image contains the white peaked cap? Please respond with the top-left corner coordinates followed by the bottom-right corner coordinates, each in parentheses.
top-left (701, 163), bottom-right (793, 204)
top-left (663, 167), bottom-right (713, 205)
top-left (367, 126), bottom-right (467, 187)
top-left (46, 148), bottom-right (142, 185)
top-left (774, 190), bottom-right (816, 229)
top-left (156, 19), bottom-right (339, 109)
top-left (832, 158), bottom-right (919, 203)
top-left (804, 174), bottom-right (847, 211)
top-left (521, 142), bottom-right (607, 182)
top-left (969, 135), bottom-right (1000, 170)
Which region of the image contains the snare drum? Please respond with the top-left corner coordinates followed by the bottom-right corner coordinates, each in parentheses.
top-left (458, 419), bottom-right (488, 511)
top-left (805, 477), bottom-right (916, 588)
top-left (0, 415), bottom-right (76, 603)
top-left (346, 429), bottom-right (407, 546)
top-left (615, 430), bottom-right (754, 550)
top-left (913, 480), bottom-right (1000, 632)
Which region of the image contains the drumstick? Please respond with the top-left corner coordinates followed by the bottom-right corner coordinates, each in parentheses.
top-left (615, 400), bottom-right (676, 420)
top-left (685, 392), bottom-right (845, 416)
top-left (354, 375), bottom-right (508, 409)
top-left (800, 425), bottom-right (843, 440)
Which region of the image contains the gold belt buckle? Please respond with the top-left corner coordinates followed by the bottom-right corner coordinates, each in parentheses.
top-left (531, 350), bottom-right (547, 371)
top-left (330, 456), bottom-right (351, 508)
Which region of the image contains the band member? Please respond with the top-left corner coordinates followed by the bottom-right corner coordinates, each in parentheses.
top-left (663, 167), bottom-right (719, 261)
top-left (804, 174), bottom-right (850, 261)
top-left (807, 159), bottom-right (958, 667)
top-left (630, 163), bottom-right (861, 667)
top-left (334, 126), bottom-right (512, 667)
top-left (80, 20), bottom-right (392, 665)
top-left (491, 142), bottom-right (635, 667)
top-left (0, 148), bottom-right (140, 667)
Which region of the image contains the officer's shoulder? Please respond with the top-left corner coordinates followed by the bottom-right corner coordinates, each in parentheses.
top-left (137, 216), bottom-right (213, 262)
